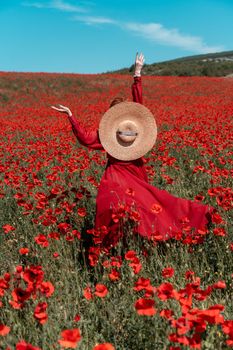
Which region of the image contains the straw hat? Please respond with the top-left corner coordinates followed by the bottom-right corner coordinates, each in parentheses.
top-left (99, 102), bottom-right (157, 161)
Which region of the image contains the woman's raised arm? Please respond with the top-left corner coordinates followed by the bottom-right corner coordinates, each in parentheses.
top-left (131, 53), bottom-right (145, 105)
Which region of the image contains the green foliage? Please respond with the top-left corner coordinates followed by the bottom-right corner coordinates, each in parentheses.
top-left (107, 50), bottom-right (233, 77)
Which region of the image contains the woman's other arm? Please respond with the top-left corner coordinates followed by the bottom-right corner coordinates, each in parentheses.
top-left (51, 105), bottom-right (103, 150)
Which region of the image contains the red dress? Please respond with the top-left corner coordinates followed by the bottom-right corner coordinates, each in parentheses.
top-left (68, 77), bottom-right (213, 247)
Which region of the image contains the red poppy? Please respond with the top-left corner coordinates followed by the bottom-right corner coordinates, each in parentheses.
top-left (74, 314), bottom-right (81, 322)
top-left (188, 305), bottom-right (225, 325)
top-left (58, 222), bottom-right (71, 233)
top-left (11, 288), bottom-right (31, 308)
top-left (157, 283), bottom-right (176, 300)
top-left (94, 284), bottom-right (108, 298)
top-left (34, 302), bottom-right (48, 324)
top-left (22, 266), bottom-right (44, 286)
top-left (2, 224), bottom-right (15, 233)
top-left (197, 228), bottom-right (208, 236)
top-left (51, 185), bottom-right (63, 194)
top-left (213, 227), bottom-right (226, 236)
top-left (19, 248), bottom-right (29, 255)
top-left (124, 250), bottom-right (136, 261)
top-left (76, 192), bottom-right (84, 199)
top-left (34, 234), bottom-right (49, 247)
top-left (87, 176), bottom-right (98, 187)
top-left (172, 316), bottom-right (193, 336)
top-left (16, 266), bottom-right (23, 273)
top-left (199, 309), bottom-right (224, 325)
top-left (48, 231), bottom-right (60, 240)
top-left (0, 324), bottom-right (10, 336)
top-left (111, 204), bottom-right (127, 223)
top-left (133, 277), bottom-right (156, 296)
top-left (16, 341), bottom-right (42, 350)
top-left (194, 194), bottom-right (205, 201)
top-left (108, 269), bottom-right (120, 281)
top-left (0, 278), bottom-right (9, 298)
top-left (151, 231), bottom-right (166, 242)
top-left (211, 212), bottom-right (224, 224)
top-left (134, 298), bottom-right (156, 316)
top-left (193, 165), bottom-right (205, 173)
top-left (129, 209), bottom-right (141, 222)
top-left (39, 281), bottom-right (55, 297)
top-left (185, 270), bottom-right (195, 280)
top-left (212, 280), bottom-right (226, 289)
top-left (4, 273), bottom-right (11, 282)
top-left (58, 328), bottom-right (82, 349)
top-left (162, 174), bottom-right (174, 184)
top-left (162, 267), bottom-right (175, 278)
top-left (102, 260), bottom-right (111, 268)
top-left (88, 246), bottom-right (101, 266)
top-left (191, 285), bottom-right (212, 302)
top-left (72, 229), bottom-right (81, 239)
top-left (160, 309), bottom-right (174, 320)
top-left (129, 257), bottom-right (142, 275)
top-left (222, 320), bottom-right (233, 345)
top-left (168, 333), bottom-right (189, 346)
top-left (77, 207), bottom-right (87, 217)
top-left (134, 277), bottom-right (151, 291)
top-left (110, 256), bottom-right (122, 268)
top-left (83, 286), bottom-right (93, 300)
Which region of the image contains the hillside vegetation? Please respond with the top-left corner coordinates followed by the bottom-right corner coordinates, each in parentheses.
top-left (107, 50), bottom-right (233, 77)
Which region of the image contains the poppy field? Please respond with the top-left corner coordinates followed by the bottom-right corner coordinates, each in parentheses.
top-left (0, 72), bottom-right (233, 350)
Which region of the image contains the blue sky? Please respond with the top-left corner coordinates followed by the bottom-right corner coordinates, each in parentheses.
top-left (0, 0), bottom-right (233, 73)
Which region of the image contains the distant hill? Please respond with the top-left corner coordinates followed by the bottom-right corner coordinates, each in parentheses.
top-left (105, 50), bottom-right (233, 77)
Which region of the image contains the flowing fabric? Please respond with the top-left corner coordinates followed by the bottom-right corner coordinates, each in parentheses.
top-left (68, 76), bottom-right (213, 247)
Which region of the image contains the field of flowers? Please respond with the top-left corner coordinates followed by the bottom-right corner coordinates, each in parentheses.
top-left (0, 72), bottom-right (233, 350)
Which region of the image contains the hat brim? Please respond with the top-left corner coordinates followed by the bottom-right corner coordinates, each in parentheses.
top-left (99, 102), bottom-right (157, 161)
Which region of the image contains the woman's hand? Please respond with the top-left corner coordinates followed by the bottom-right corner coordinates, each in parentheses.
top-left (51, 104), bottom-right (72, 117)
top-left (134, 52), bottom-right (145, 77)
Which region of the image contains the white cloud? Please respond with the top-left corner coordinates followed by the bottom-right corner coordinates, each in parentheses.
top-left (21, 3), bottom-right (224, 54)
top-left (22, 0), bottom-right (87, 13)
top-left (72, 16), bottom-right (224, 54)
top-left (72, 15), bottom-right (117, 25)
top-left (124, 22), bottom-right (224, 53)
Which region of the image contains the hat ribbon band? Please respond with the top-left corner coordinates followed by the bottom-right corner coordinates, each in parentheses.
top-left (117, 131), bottom-right (138, 136)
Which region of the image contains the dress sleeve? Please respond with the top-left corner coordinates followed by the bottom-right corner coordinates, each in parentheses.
top-left (68, 115), bottom-right (104, 150)
top-left (132, 76), bottom-right (143, 104)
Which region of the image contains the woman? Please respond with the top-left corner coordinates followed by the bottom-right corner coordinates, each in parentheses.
top-left (51, 53), bottom-right (213, 249)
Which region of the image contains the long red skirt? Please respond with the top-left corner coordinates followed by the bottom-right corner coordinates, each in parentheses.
top-left (95, 156), bottom-right (213, 247)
